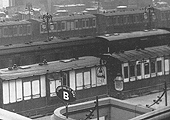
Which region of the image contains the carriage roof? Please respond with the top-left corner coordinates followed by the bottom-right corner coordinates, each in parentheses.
top-left (99, 9), bottom-right (145, 16)
top-left (0, 20), bottom-right (31, 27)
top-left (52, 14), bottom-right (96, 21)
top-left (97, 29), bottom-right (170, 41)
top-left (109, 45), bottom-right (170, 63)
top-left (31, 14), bottom-right (96, 23)
top-left (0, 56), bottom-right (100, 80)
top-left (154, 6), bottom-right (170, 11)
top-left (0, 36), bottom-right (97, 55)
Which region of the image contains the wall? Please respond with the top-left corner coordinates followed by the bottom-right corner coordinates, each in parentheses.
top-left (51, 97), bottom-right (152, 120)
top-left (130, 106), bottom-right (170, 120)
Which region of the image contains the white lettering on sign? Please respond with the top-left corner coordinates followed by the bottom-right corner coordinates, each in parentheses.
top-left (63, 91), bottom-right (69, 100)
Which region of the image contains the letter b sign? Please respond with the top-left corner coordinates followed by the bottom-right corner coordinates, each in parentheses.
top-left (56, 86), bottom-right (76, 103)
top-left (63, 91), bottom-right (69, 100)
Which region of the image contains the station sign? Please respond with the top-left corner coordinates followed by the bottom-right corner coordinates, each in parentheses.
top-left (56, 86), bottom-right (76, 103)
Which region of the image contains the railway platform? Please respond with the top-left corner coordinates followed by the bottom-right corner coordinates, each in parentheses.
top-left (123, 90), bottom-right (170, 110)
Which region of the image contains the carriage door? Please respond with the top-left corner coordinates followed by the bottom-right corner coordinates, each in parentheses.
top-left (47, 72), bottom-right (69, 105)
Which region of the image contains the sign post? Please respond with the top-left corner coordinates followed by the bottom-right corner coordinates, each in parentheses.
top-left (56, 86), bottom-right (76, 119)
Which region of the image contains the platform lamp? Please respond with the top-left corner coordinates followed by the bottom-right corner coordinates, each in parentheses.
top-left (42, 13), bottom-right (54, 41)
top-left (114, 73), bottom-right (124, 99)
top-left (26, 2), bottom-right (33, 19)
top-left (144, 5), bottom-right (156, 30)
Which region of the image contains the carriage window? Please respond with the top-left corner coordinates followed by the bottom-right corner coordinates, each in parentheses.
top-left (130, 65), bottom-right (135, 77)
top-left (124, 16), bottom-right (128, 24)
top-left (23, 25), bottom-right (27, 35)
top-left (151, 60), bottom-right (156, 77)
top-left (40, 75), bottom-right (46, 97)
top-left (151, 61), bottom-right (155, 73)
top-left (144, 63), bottom-right (149, 74)
top-left (124, 66), bottom-right (128, 78)
top-left (3, 27), bottom-right (8, 37)
top-left (92, 18), bottom-right (96, 27)
top-left (165, 59), bottom-right (169, 74)
top-left (48, 72), bottom-right (62, 97)
top-left (3, 81), bottom-right (9, 104)
top-left (13, 26), bottom-right (18, 36)
top-left (157, 59), bottom-right (162, 75)
top-left (82, 19), bottom-right (86, 28)
top-left (168, 12), bottom-right (170, 20)
top-left (40, 23), bottom-right (46, 33)
top-left (67, 22), bottom-right (71, 31)
top-left (32, 80), bottom-right (40, 98)
top-left (89, 18), bottom-right (92, 27)
top-left (62, 72), bottom-right (68, 86)
top-left (76, 72), bottom-right (83, 90)
top-left (23, 81), bottom-right (31, 100)
top-left (91, 68), bottom-right (97, 87)
top-left (52, 22), bottom-right (57, 31)
top-left (61, 21), bottom-right (66, 31)
top-left (19, 25), bottom-right (23, 35)
top-left (112, 17), bottom-right (116, 25)
top-left (161, 13), bottom-right (166, 20)
top-left (108, 17), bottom-right (112, 25)
top-left (70, 71), bottom-right (76, 90)
top-left (127, 16), bottom-right (130, 24)
top-left (79, 20), bottom-right (82, 29)
top-left (135, 16), bottom-right (138, 23)
top-left (144, 60), bottom-right (150, 78)
top-left (8, 27), bottom-right (13, 37)
top-left (86, 19), bottom-right (89, 28)
top-left (57, 22), bottom-right (61, 31)
top-left (16, 79), bottom-right (22, 101)
top-left (118, 16), bottom-right (121, 25)
top-left (71, 21), bottom-right (74, 30)
top-left (120, 16), bottom-right (123, 24)
top-left (76, 69), bottom-right (91, 90)
top-left (9, 80), bottom-right (16, 103)
top-left (50, 81), bottom-right (56, 96)
top-left (0, 28), bottom-right (2, 38)
top-left (123, 63), bottom-right (129, 82)
top-left (130, 64), bottom-right (135, 81)
top-left (136, 62), bottom-right (142, 80)
top-left (129, 16), bottom-right (133, 24)
top-left (133, 15), bottom-right (136, 23)
top-left (27, 25), bottom-right (31, 35)
top-left (136, 62), bottom-right (141, 76)
top-left (75, 20), bottom-right (79, 29)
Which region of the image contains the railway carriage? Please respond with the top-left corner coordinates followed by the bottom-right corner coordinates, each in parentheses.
top-left (104, 45), bottom-right (170, 99)
top-left (95, 8), bottom-right (152, 35)
top-left (0, 56), bottom-right (107, 117)
top-left (0, 29), bottom-right (169, 70)
top-left (0, 45), bottom-right (170, 117)
top-left (1, 6), bottom-right (170, 45)
top-left (154, 7), bottom-right (170, 29)
top-left (0, 36), bottom-right (107, 69)
top-left (97, 29), bottom-right (170, 53)
top-left (0, 20), bottom-right (32, 45)
top-left (51, 14), bottom-right (97, 39)
top-left (30, 13), bottom-right (97, 40)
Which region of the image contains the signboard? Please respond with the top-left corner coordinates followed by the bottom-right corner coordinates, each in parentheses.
top-left (56, 86), bottom-right (76, 103)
